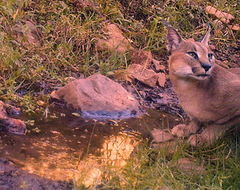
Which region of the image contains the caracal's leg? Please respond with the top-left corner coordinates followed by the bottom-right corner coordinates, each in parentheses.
top-left (188, 124), bottom-right (231, 146)
top-left (171, 120), bottom-right (200, 138)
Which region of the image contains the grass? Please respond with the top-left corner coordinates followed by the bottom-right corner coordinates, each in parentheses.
top-left (0, 0), bottom-right (240, 189)
top-left (0, 1), bottom-right (239, 104)
top-left (93, 131), bottom-right (240, 190)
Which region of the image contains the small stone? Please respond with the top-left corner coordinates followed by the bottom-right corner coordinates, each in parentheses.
top-left (72, 0), bottom-right (96, 10)
top-left (113, 69), bottom-right (132, 82)
top-left (37, 100), bottom-right (46, 106)
top-left (96, 24), bottom-right (133, 53)
top-left (72, 112), bottom-right (81, 117)
top-left (151, 129), bottom-right (174, 143)
top-left (176, 158), bottom-right (206, 175)
top-left (157, 73), bottom-right (166, 87)
top-left (205, 6), bottom-right (235, 24)
top-left (152, 140), bottom-right (180, 154)
top-left (131, 50), bottom-right (153, 67)
top-left (14, 20), bottom-right (41, 48)
top-left (127, 64), bottom-right (159, 87)
top-left (0, 101), bottom-right (26, 135)
top-left (50, 130), bottom-right (61, 135)
top-left (229, 24), bottom-right (240, 31)
top-left (153, 59), bottom-right (165, 71)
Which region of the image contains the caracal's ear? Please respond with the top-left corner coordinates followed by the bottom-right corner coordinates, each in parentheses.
top-left (167, 27), bottom-right (183, 52)
top-left (201, 25), bottom-right (211, 46)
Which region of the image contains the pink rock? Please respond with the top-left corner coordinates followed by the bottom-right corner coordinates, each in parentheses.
top-left (127, 64), bottom-right (159, 87)
top-left (0, 101), bottom-right (26, 135)
top-left (131, 50), bottom-right (153, 67)
top-left (176, 158), bottom-right (206, 175)
top-left (153, 59), bottom-right (166, 71)
top-left (151, 129), bottom-right (174, 143)
top-left (157, 73), bottom-right (166, 87)
top-left (96, 24), bottom-right (133, 53)
top-left (51, 74), bottom-right (141, 119)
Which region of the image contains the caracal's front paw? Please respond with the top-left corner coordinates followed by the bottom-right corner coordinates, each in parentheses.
top-left (171, 124), bottom-right (193, 138)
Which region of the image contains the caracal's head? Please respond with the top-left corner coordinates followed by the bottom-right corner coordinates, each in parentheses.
top-left (167, 26), bottom-right (215, 81)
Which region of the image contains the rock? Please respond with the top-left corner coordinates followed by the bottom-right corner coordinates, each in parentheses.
top-left (151, 140), bottom-right (180, 154)
top-left (13, 20), bottom-right (41, 48)
top-left (131, 50), bottom-right (153, 67)
top-left (160, 187), bottom-right (172, 190)
top-left (205, 6), bottom-right (235, 24)
top-left (229, 24), bottom-right (240, 31)
top-left (0, 158), bottom-right (73, 190)
top-left (50, 74), bottom-right (141, 119)
top-left (175, 158), bottom-right (206, 175)
top-left (127, 64), bottom-right (159, 87)
top-left (112, 69), bottom-right (132, 82)
top-left (72, 0), bottom-right (96, 10)
top-left (151, 129), bottom-right (174, 143)
top-left (113, 60), bottom-right (166, 87)
top-left (157, 73), bottom-right (166, 87)
top-left (131, 49), bottom-right (165, 69)
top-left (0, 101), bottom-right (26, 135)
top-left (36, 100), bottom-right (46, 106)
top-left (96, 24), bottom-right (133, 53)
top-left (111, 49), bottom-right (165, 84)
top-left (153, 59), bottom-right (166, 71)
top-left (206, 8), bottom-right (239, 32)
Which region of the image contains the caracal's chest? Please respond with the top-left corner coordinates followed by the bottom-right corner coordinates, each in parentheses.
top-left (173, 79), bottom-right (220, 122)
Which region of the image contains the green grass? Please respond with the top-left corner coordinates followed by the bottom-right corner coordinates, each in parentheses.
top-left (94, 132), bottom-right (240, 190)
top-left (0, 1), bottom-right (239, 107)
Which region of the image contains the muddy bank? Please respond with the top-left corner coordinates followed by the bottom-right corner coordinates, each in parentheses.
top-left (0, 109), bottom-right (179, 188)
top-left (0, 158), bottom-right (72, 190)
top-left (122, 79), bottom-right (185, 117)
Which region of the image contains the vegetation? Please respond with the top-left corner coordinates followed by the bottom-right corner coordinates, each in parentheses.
top-left (0, 0), bottom-right (239, 189)
top-left (98, 131), bottom-right (240, 190)
top-left (0, 0), bottom-right (239, 111)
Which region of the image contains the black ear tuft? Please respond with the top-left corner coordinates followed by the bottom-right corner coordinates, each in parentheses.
top-left (167, 27), bottom-right (183, 52)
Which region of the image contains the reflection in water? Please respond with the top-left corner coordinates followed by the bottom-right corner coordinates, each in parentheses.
top-left (76, 132), bottom-right (140, 187)
top-left (20, 131), bottom-right (140, 187)
top-left (101, 132), bottom-right (140, 167)
top-left (0, 109), bottom-right (179, 187)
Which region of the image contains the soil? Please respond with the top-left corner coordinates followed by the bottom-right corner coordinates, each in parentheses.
top-left (0, 158), bottom-right (73, 190)
top-left (0, 107), bottom-right (178, 189)
top-left (123, 80), bottom-right (185, 117)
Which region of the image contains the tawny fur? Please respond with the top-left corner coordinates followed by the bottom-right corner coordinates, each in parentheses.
top-left (167, 27), bottom-right (240, 146)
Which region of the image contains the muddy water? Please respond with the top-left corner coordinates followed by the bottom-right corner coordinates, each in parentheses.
top-left (0, 109), bottom-right (179, 187)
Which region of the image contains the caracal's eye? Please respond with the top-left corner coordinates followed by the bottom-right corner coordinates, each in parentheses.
top-left (208, 53), bottom-right (214, 60)
top-left (187, 52), bottom-right (198, 59)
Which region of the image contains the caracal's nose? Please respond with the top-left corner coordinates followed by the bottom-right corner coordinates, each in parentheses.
top-left (201, 63), bottom-right (211, 72)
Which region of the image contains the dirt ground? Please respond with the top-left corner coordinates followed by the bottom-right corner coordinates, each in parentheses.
top-left (0, 158), bottom-right (72, 190)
